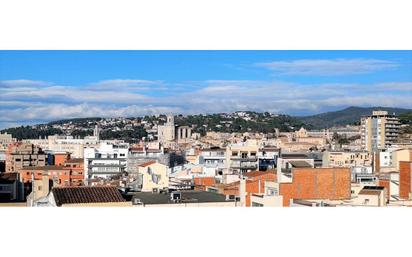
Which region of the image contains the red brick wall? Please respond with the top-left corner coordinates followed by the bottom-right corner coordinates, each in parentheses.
top-left (279, 168), bottom-right (351, 206)
top-left (378, 179), bottom-right (390, 201)
top-left (245, 173), bottom-right (276, 206)
top-left (245, 180), bottom-right (265, 206)
top-left (399, 161), bottom-right (412, 199)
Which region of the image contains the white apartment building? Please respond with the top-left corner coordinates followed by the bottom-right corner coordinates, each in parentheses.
top-left (26, 135), bottom-right (100, 158)
top-left (226, 140), bottom-right (259, 174)
top-left (84, 142), bottom-right (129, 183)
top-left (199, 147), bottom-right (227, 175)
top-left (361, 111), bottom-right (400, 152)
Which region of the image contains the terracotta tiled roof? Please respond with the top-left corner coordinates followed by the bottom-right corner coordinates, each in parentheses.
top-left (52, 186), bottom-right (125, 206)
top-left (139, 160), bottom-right (157, 167)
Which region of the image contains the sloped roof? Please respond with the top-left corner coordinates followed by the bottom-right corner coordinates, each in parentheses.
top-left (139, 160), bottom-right (157, 167)
top-left (52, 186), bottom-right (125, 206)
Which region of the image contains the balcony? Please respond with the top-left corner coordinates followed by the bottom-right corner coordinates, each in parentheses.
top-left (230, 156), bottom-right (257, 162)
top-left (89, 163), bottom-right (125, 168)
top-left (231, 162), bottom-right (257, 169)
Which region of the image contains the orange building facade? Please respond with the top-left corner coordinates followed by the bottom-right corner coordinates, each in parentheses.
top-left (53, 152), bottom-right (71, 166)
top-left (399, 161), bottom-right (412, 200)
top-left (19, 158), bottom-right (84, 186)
top-left (194, 177), bottom-right (217, 191)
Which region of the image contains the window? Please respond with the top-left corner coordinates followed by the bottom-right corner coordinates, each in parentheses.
top-left (267, 187), bottom-right (278, 196)
top-left (252, 202), bottom-right (264, 207)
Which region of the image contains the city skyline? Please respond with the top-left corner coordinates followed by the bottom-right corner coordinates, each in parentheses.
top-left (1, 50), bottom-right (411, 129)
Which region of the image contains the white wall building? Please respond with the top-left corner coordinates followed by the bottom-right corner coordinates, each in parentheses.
top-left (84, 142), bottom-right (129, 183)
top-left (27, 135), bottom-right (100, 158)
top-left (199, 147), bottom-right (227, 175)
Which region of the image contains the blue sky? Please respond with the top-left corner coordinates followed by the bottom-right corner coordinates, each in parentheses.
top-left (1, 50), bottom-right (411, 129)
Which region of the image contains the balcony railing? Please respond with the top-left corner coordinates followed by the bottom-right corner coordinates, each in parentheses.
top-left (230, 156), bottom-right (257, 161)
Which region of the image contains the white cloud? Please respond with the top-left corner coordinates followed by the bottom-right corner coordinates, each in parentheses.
top-left (0, 79), bottom-right (51, 87)
top-left (0, 103), bottom-right (183, 124)
top-left (87, 79), bottom-right (164, 91)
top-left (375, 82), bottom-right (412, 91)
top-left (0, 82), bottom-right (150, 104)
top-left (256, 59), bottom-right (399, 76)
top-left (1, 79), bottom-right (411, 129)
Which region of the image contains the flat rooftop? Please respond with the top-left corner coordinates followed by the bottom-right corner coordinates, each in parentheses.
top-left (130, 190), bottom-right (230, 205)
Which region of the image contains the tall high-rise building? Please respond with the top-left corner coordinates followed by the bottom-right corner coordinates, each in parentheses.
top-left (361, 111), bottom-right (400, 152)
top-left (93, 125), bottom-right (100, 140)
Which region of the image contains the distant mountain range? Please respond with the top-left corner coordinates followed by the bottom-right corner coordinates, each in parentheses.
top-left (297, 106), bottom-right (412, 129)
